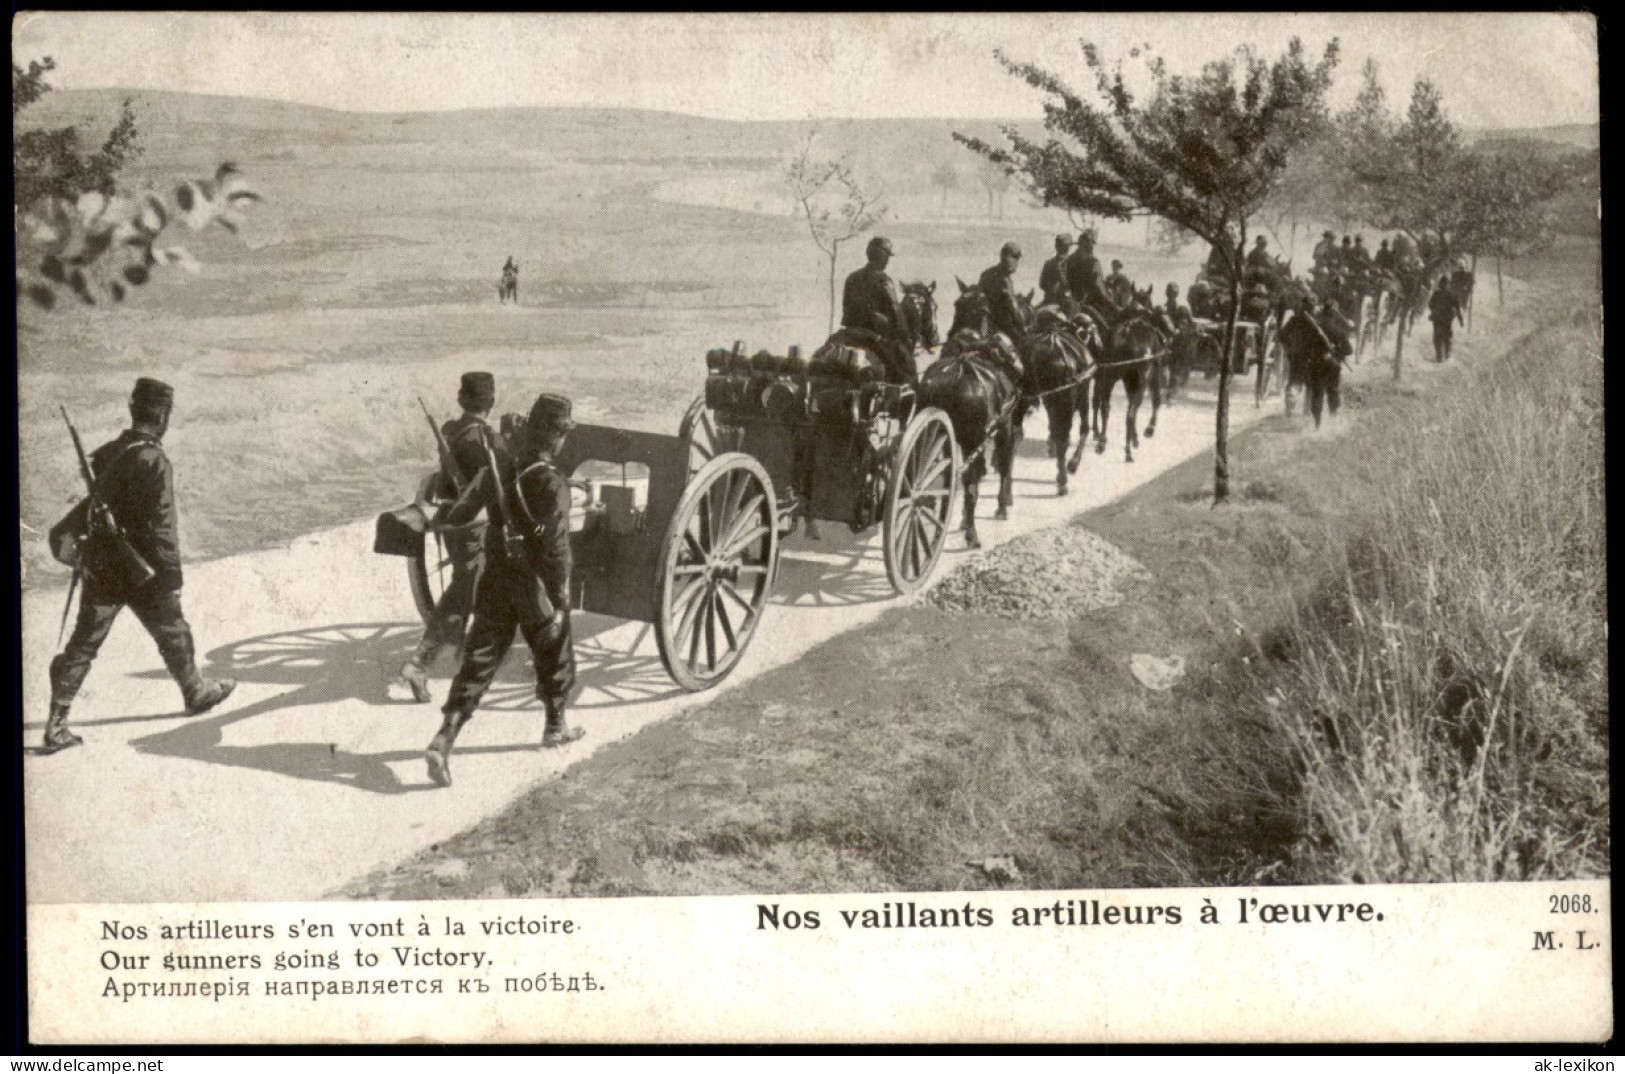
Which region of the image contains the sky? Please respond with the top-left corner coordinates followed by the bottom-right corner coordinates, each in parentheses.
top-left (12, 12), bottom-right (1599, 130)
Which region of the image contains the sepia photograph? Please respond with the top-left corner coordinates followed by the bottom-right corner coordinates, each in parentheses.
top-left (14, 11), bottom-right (1606, 1046)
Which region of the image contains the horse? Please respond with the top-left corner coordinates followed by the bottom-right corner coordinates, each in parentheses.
top-left (1078, 291), bottom-right (1172, 466)
top-left (1022, 306), bottom-right (1100, 496)
top-left (898, 280), bottom-right (941, 358)
top-left (919, 282), bottom-right (1024, 549)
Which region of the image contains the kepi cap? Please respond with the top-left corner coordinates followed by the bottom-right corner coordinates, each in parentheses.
top-left (458, 371), bottom-right (496, 409)
top-left (1000, 241), bottom-right (1022, 258)
top-left (528, 392), bottom-right (575, 431)
top-left (866, 236), bottom-right (893, 259)
top-left (1054, 233), bottom-right (1072, 250)
top-left (132, 377), bottom-right (174, 408)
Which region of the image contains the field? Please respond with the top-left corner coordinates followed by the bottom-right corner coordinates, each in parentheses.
top-left (18, 90), bottom-right (1198, 588)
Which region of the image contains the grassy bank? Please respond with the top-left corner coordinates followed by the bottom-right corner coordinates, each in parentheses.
top-left (346, 266), bottom-right (1605, 901)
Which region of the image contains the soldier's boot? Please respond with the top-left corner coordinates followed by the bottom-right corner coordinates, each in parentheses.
top-left (41, 703), bottom-right (83, 754)
top-left (396, 660), bottom-right (433, 704)
top-left (183, 677), bottom-right (237, 717)
top-left (540, 696), bottom-right (585, 750)
top-left (425, 708), bottom-right (471, 788)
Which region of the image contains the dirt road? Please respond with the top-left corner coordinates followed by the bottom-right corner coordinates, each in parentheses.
top-left (23, 377), bottom-right (1279, 903)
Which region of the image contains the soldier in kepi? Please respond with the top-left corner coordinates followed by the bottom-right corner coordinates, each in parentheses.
top-left (977, 241), bottom-right (1028, 344)
top-left (42, 378), bottom-right (236, 753)
top-left (1037, 233), bottom-right (1072, 308)
top-left (393, 372), bottom-right (501, 703)
top-left (1063, 231), bottom-right (1110, 318)
top-left (839, 235), bottom-right (915, 385)
top-left (1103, 259), bottom-right (1133, 309)
top-left (425, 391), bottom-right (584, 787)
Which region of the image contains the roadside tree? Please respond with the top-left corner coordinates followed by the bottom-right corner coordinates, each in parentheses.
top-left (784, 127), bottom-right (891, 336)
top-left (957, 37), bottom-right (1339, 503)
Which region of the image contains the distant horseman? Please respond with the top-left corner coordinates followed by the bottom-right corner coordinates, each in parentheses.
top-left (1038, 233), bottom-right (1072, 308)
top-left (977, 241), bottom-right (1028, 344)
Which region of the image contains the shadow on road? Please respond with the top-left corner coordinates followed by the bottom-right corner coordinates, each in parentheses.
top-left (772, 524), bottom-right (896, 607)
top-left (127, 616), bottom-right (681, 794)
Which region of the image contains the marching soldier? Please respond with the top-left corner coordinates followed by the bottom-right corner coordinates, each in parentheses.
top-left (1037, 233), bottom-right (1072, 308)
top-left (1163, 282), bottom-right (1189, 328)
top-left (42, 378), bottom-right (235, 753)
top-left (1373, 238), bottom-right (1396, 274)
top-left (1428, 276), bottom-right (1465, 362)
top-left (1348, 234), bottom-right (1373, 274)
top-left (840, 235), bottom-right (914, 385)
top-left (425, 391), bottom-right (584, 787)
top-left (977, 241), bottom-right (1027, 343)
top-left (394, 372), bottom-right (501, 703)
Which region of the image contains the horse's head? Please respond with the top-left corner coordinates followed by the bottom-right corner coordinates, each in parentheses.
top-left (948, 284), bottom-right (991, 340)
top-left (900, 280), bottom-right (940, 351)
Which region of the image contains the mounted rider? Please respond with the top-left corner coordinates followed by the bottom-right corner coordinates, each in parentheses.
top-left (1103, 259), bottom-right (1133, 309)
top-left (1373, 238), bottom-right (1396, 274)
top-left (1347, 235), bottom-right (1373, 275)
top-left (1245, 235), bottom-right (1276, 274)
top-left (1163, 282), bottom-right (1190, 329)
top-left (839, 235), bottom-right (915, 386)
top-left (1038, 233), bottom-right (1072, 308)
top-left (1063, 230), bottom-right (1111, 319)
top-left (977, 241), bottom-right (1028, 346)
top-left (1312, 230), bottom-right (1338, 272)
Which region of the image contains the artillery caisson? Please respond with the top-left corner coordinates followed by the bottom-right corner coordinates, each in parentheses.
top-left (381, 339), bottom-right (959, 693)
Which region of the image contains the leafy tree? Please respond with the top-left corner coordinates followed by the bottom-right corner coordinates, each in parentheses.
top-left (1454, 148), bottom-right (1573, 304)
top-left (784, 127), bottom-right (890, 335)
top-left (15, 56), bottom-right (261, 311)
top-left (13, 57), bottom-right (142, 212)
top-left (957, 37), bottom-right (1339, 503)
top-left (976, 158), bottom-right (1012, 220)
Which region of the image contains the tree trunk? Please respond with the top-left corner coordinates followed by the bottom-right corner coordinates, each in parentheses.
top-left (1393, 305), bottom-right (1404, 381)
top-left (1214, 225), bottom-right (1244, 505)
top-left (1289, 217), bottom-right (1299, 267)
top-left (826, 243), bottom-right (840, 337)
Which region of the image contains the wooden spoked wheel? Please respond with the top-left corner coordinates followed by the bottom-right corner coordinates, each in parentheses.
top-left (407, 471), bottom-right (453, 625)
top-left (655, 452), bottom-right (779, 692)
top-left (679, 395), bottom-right (743, 479)
top-left (882, 407), bottom-right (959, 595)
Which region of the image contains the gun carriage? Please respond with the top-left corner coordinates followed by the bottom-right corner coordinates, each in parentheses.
top-left (378, 339), bottom-right (959, 693)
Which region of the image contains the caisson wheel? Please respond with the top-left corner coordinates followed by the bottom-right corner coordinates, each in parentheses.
top-left (654, 452), bottom-right (778, 691)
top-left (678, 395), bottom-right (743, 480)
top-left (882, 407), bottom-right (960, 595)
top-left (407, 472), bottom-right (452, 625)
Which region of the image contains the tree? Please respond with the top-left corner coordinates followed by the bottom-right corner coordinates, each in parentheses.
top-left (13, 57), bottom-right (142, 212)
top-left (958, 37), bottom-right (1339, 503)
top-left (1454, 148), bottom-right (1572, 305)
top-left (14, 56), bottom-right (262, 311)
top-left (784, 127), bottom-right (890, 335)
top-left (930, 162), bottom-right (961, 216)
top-left (976, 158), bottom-right (1013, 220)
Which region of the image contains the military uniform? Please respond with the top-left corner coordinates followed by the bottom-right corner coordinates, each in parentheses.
top-left (840, 261), bottom-right (913, 384)
top-left (1038, 235), bottom-right (1072, 308)
top-left (44, 378), bottom-right (233, 752)
top-left (426, 392), bottom-right (583, 787)
top-left (1428, 285), bottom-right (1463, 362)
top-left (1103, 266), bottom-right (1132, 309)
top-left (1063, 245), bottom-right (1109, 316)
top-left (397, 373), bottom-right (501, 702)
top-left (977, 260), bottom-right (1026, 343)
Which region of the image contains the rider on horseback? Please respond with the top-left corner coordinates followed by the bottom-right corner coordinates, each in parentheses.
top-left (977, 241), bottom-right (1028, 345)
top-left (1064, 231), bottom-right (1111, 319)
top-left (839, 236), bottom-right (916, 386)
top-left (1038, 234), bottom-right (1072, 309)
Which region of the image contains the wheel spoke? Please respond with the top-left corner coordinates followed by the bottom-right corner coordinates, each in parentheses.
top-left (682, 527), bottom-right (706, 562)
top-left (716, 579), bottom-right (760, 628)
top-left (719, 520), bottom-right (770, 561)
top-left (714, 590), bottom-right (738, 652)
top-left (913, 504), bottom-right (946, 535)
top-left (908, 488), bottom-right (951, 502)
top-left (672, 576), bottom-right (708, 649)
top-left (686, 587), bottom-right (708, 668)
top-left (716, 492), bottom-right (767, 556)
top-left (703, 592), bottom-right (718, 671)
top-left (671, 563), bottom-right (707, 578)
top-left (913, 445), bottom-right (952, 490)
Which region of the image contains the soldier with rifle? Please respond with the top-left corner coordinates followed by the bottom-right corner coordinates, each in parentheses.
top-left (42, 378), bottom-right (235, 753)
top-left (424, 391), bottom-right (585, 787)
top-left (392, 372), bottom-right (501, 703)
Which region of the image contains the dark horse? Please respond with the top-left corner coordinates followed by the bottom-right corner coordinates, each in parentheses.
top-left (1080, 289), bottom-right (1172, 466)
top-left (918, 282), bottom-right (1023, 549)
top-left (1023, 306), bottom-right (1099, 495)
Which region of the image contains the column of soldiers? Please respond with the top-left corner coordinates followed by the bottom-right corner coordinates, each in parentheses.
top-left (40, 373), bottom-right (585, 790)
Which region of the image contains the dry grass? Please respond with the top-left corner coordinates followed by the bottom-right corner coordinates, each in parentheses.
top-left (1253, 307), bottom-right (1607, 882)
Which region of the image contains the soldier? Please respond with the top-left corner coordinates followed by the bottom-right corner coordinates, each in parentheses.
top-left (425, 391), bottom-right (584, 787)
top-left (1348, 234), bottom-right (1373, 273)
top-left (42, 378), bottom-right (236, 753)
top-left (1037, 233), bottom-right (1072, 308)
top-left (1063, 231), bottom-right (1110, 316)
top-left (1312, 230), bottom-right (1338, 271)
top-left (1163, 282), bottom-right (1188, 327)
top-left (1339, 235), bottom-right (1354, 269)
top-left (1103, 259), bottom-right (1133, 309)
top-left (1246, 235), bottom-right (1275, 274)
top-left (1428, 276), bottom-right (1464, 362)
top-left (1204, 241), bottom-right (1231, 283)
top-left (394, 372), bottom-right (501, 703)
top-left (977, 241), bottom-right (1027, 344)
top-left (1373, 238), bottom-right (1396, 274)
top-left (840, 235), bottom-right (914, 385)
